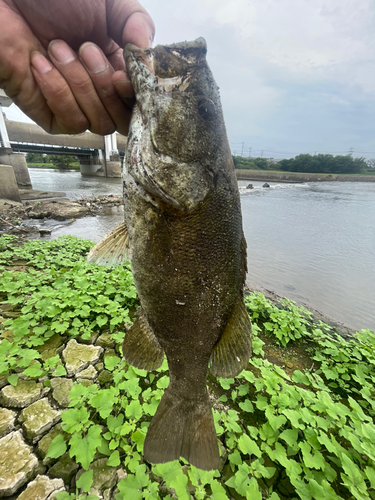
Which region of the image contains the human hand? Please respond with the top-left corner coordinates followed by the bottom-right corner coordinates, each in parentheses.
top-left (0, 0), bottom-right (154, 135)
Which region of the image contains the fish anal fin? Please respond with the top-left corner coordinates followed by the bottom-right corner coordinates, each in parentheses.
top-left (210, 293), bottom-right (252, 378)
top-left (87, 221), bottom-right (130, 267)
top-left (122, 310), bottom-right (164, 371)
top-left (144, 388), bottom-right (220, 471)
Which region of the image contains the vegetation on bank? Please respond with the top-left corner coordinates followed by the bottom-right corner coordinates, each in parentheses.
top-left (233, 153), bottom-right (375, 175)
top-left (26, 153), bottom-right (79, 170)
top-left (1, 235), bottom-right (375, 500)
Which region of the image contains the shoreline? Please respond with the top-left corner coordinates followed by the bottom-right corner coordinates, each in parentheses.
top-left (236, 169), bottom-right (375, 183)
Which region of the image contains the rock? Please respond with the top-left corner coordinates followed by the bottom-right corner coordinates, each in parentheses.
top-left (76, 365), bottom-right (98, 380)
top-left (16, 475), bottom-right (65, 500)
top-left (36, 334), bottom-right (65, 361)
top-left (95, 363), bottom-right (104, 372)
top-left (1, 379), bottom-right (43, 408)
top-left (76, 458), bottom-right (117, 497)
top-left (0, 408), bottom-right (17, 437)
top-left (48, 453), bottom-right (80, 485)
top-left (0, 431), bottom-right (39, 497)
top-left (19, 398), bottom-right (61, 442)
top-left (62, 339), bottom-right (103, 377)
top-left (97, 370), bottom-right (113, 386)
top-left (246, 183), bottom-right (254, 189)
top-left (263, 182), bottom-right (270, 188)
top-left (96, 333), bottom-right (116, 349)
top-left (50, 378), bottom-right (74, 408)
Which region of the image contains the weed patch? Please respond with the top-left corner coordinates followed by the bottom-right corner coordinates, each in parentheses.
top-left (0, 236), bottom-right (375, 499)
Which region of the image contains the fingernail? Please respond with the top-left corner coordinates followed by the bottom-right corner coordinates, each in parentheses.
top-left (80, 43), bottom-right (108, 73)
top-left (31, 52), bottom-right (53, 74)
top-left (49, 40), bottom-right (75, 64)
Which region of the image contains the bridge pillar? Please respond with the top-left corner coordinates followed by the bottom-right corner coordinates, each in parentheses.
top-left (79, 155), bottom-right (104, 176)
top-left (0, 107), bottom-right (31, 187)
top-left (104, 133), bottom-right (121, 178)
top-left (0, 164), bottom-right (22, 203)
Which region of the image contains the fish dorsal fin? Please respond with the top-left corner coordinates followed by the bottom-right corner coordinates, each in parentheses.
top-left (209, 294), bottom-right (252, 378)
top-left (87, 221), bottom-right (130, 266)
top-left (123, 309), bottom-right (165, 371)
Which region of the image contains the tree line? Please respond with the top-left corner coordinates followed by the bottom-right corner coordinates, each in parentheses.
top-left (26, 152), bottom-right (78, 169)
top-left (233, 153), bottom-right (373, 174)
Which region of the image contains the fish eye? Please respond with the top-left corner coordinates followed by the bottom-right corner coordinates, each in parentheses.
top-left (198, 99), bottom-right (215, 121)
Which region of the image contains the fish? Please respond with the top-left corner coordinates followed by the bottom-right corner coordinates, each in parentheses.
top-left (87, 38), bottom-right (252, 470)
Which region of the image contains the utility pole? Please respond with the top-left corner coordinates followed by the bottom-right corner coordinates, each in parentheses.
top-left (248, 147), bottom-right (252, 158)
top-left (241, 142), bottom-right (244, 157)
top-left (348, 147), bottom-right (354, 156)
top-left (261, 150), bottom-right (263, 158)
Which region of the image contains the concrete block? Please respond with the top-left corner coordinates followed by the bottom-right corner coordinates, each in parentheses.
top-left (0, 164), bottom-right (22, 202)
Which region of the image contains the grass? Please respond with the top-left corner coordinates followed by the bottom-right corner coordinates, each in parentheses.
top-left (1, 234), bottom-right (375, 500)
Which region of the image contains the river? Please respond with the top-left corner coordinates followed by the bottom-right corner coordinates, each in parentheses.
top-left (27, 168), bottom-right (375, 332)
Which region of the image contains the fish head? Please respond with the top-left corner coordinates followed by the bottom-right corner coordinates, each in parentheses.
top-left (124, 38), bottom-right (226, 165)
top-left (124, 39), bottom-right (230, 211)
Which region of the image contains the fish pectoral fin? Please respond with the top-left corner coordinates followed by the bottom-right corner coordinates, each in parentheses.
top-left (87, 221), bottom-right (130, 266)
top-left (122, 310), bottom-right (164, 371)
top-left (209, 294), bottom-right (252, 378)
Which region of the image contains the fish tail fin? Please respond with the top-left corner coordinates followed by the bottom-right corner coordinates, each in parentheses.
top-left (144, 387), bottom-right (220, 471)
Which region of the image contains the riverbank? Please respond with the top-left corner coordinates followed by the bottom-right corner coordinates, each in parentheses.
top-left (235, 169), bottom-right (375, 182)
top-left (0, 194), bottom-right (123, 238)
top-left (1, 235), bottom-right (373, 500)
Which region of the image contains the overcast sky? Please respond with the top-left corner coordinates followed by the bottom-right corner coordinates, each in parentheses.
top-left (5, 0), bottom-right (375, 159)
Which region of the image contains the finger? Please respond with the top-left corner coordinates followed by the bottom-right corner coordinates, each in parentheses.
top-left (31, 52), bottom-right (90, 134)
top-left (79, 42), bottom-right (132, 135)
top-left (48, 39), bottom-right (116, 136)
top-left (107, 0), bottom-right (155, 48)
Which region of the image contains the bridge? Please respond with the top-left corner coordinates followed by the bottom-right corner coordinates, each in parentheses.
top-left (0, 89), bottom-right (127, 196)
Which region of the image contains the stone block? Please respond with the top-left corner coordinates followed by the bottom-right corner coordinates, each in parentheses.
top-left (48, 453), bottom-right (80, 485)
top-left (0, 164), bottom-right (21, 203)
top-left (62, 339), bottom-right (103, 376)
top-left (0, 408), bottom-right (16, 437)
top-left (76, 365), bottom-right (98, 380)
top-left (19, 398), bottom-right (61, 442)
top-left (0, 431), bottom-right (39, 497)
top-left (16, 475), bottom-right (65, 500)
top-left (50, 378), bottom-right (74, 408)
top-left (1, 379), bottom-right (43, 408)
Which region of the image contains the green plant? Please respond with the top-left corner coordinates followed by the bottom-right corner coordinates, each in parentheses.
top-left (1, 235), bottom-right (375, 499)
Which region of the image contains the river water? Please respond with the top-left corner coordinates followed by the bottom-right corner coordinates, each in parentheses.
top-left (27, 168), bottom-right (375, 332)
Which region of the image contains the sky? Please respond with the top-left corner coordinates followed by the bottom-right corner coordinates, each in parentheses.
top-left (5, 0), bottom-right (375, 160)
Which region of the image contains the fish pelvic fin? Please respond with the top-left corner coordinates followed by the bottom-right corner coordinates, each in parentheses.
top-left (144, 387), bottom-right (220, 471)
top-left (87, 221), bottom-right (130, 266)
top-left (209, 293), bottom-right (252, 378)
top-left (122, 310), bottom-right (165, 371)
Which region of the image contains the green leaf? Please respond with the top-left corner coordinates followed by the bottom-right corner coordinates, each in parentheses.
top-left (238, 434), bottom-right (261, 458)
top-left (238, 400), bottom-right (254, 413)
top-left (52, 365), bottom-right (67, 377)
top-left (210, 480), bottom-right (229, 500)
top-left (279, 429), bottom-right (298, 448)
top-left (107, 450), bottom-right (121, 467)
top-left (125, 400), bottom-right (143, 420)
top-left (104, 355), bottom-right (120, 371)
top-left (69, 425), bottom-right (102, 470)
top-left (365, 466), bottom-right (375, 489)
top-left (47, 434), bottom-right (67, 459)
top-left (62, 407), bottom-right (90, 433)
top-left (76, 469), bottom-right (94, 493)
top-left (7, 373), bottom-right (18, 386)
top-left (245, 477), bottom-right (262, 500)
top-left (292, 370), bottom-right (310, 385)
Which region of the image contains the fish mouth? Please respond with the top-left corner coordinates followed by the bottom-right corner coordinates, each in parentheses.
top-left (124, 38), bottom-right (207, 95)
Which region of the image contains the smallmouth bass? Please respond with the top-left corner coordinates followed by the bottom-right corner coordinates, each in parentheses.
top-left (88, 38), bottom-right (252, 470)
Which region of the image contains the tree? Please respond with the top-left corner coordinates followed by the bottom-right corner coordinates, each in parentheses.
top-left (48, 155), bottom-right (77, 169)
top-left (25, 152), bottom-right (44, 163)
top-left (279, 154), bottom-right (365, 174)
